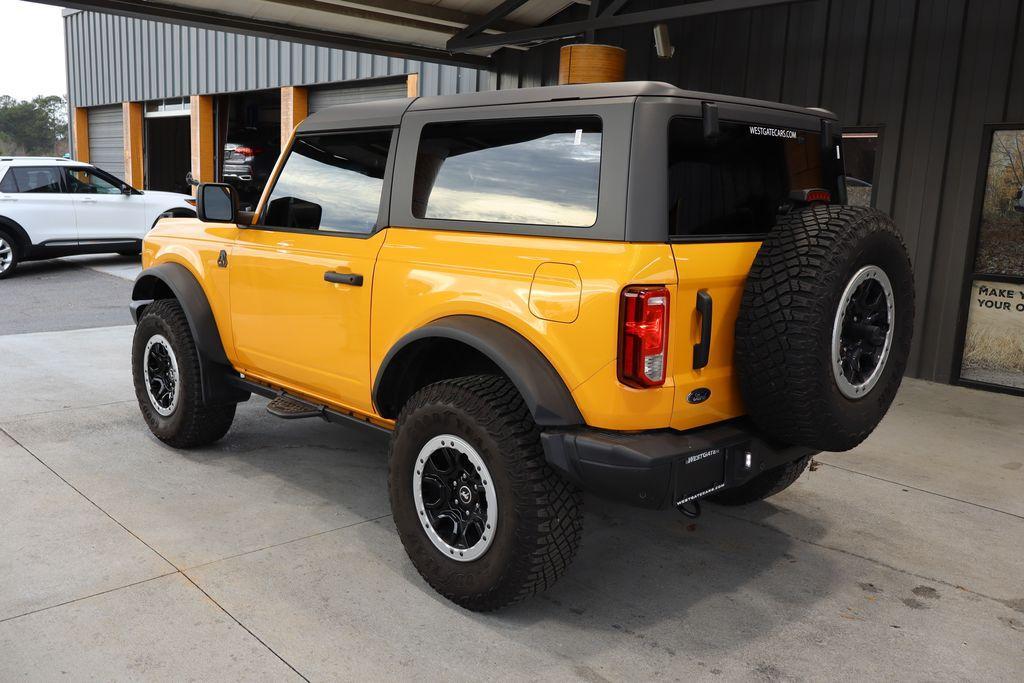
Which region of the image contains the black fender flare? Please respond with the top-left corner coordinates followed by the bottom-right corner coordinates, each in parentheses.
top-left (151, 207), bottom-right (197, 229)
top-left (374, 315), bottom-right (584, 427)
top-left (131, 262), bottom-right (247, 405)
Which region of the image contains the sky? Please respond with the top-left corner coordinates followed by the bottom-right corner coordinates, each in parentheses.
top-left (0, 0), bottom-right (67, 101)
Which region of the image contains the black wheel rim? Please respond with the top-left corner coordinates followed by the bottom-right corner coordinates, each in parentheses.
top-left (143, 334), bottom-right (179, 416)
top-left (413, 435), bottom-right (497, 561)
top-left (832, 266), bottom-right (895, 399)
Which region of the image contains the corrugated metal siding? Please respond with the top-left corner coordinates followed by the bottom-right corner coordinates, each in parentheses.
top-left (64, 11), bottom-right (495, 108)
top-left (493, 0), bottom-right (1024, 385)
top-left (308, 79), bottom-right (410, 114)
top-left (87, 105), bottom-right (124, 180)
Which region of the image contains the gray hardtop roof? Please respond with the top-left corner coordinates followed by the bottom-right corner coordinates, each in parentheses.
top-left (295, 80), bottom-right (835, 135)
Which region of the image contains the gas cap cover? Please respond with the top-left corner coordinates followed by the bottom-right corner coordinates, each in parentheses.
top-left (528, 262), bottom-right (582, 323)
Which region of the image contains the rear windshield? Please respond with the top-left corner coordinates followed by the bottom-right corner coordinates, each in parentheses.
top-left (668, 118), bottom-right (834, 238)
top-left (412, 116), bottom-right (602, 227)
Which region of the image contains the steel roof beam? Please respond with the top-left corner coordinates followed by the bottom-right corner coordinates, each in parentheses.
top-left (447, 0), bottom-right (803, 52)
top-left (448, 0), bottom-right (532, 46)
top-left (327, 0), bottom-right (528, 33)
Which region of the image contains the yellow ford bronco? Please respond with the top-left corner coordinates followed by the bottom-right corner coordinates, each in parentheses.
top-left (130, 82), bottom-right (914, 611)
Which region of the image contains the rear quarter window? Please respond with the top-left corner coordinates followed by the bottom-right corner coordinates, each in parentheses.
top-left (668, 118), bottom-right (832, 238)
top-left (0, 169), bottom-right (16, 193)
top-left (412, 116), bottom-right (602, 228)
top-left (11, 166), bottom-right (62, 193)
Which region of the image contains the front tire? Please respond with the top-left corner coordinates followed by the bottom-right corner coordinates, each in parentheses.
top-left (132, 299), bottom-right (235, 448)
top-left (389, 375), bottom-right (583, 611)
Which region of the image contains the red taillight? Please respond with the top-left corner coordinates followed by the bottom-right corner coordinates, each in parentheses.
top-left (792, 188), bottom-right (832, 204)
top-left (234, 146), bottom-right (262, 156)
top-left (618, 286), bottom-right (670, 388)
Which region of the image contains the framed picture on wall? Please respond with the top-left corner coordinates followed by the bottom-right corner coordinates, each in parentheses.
top-left (956, 125), bottom-right (1024, 394)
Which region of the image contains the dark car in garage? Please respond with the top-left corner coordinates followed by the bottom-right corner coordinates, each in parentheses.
top-left (222, 133), bottom-right (279, 206)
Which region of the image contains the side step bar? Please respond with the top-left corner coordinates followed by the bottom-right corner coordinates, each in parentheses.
top-left (267, 395), bottom-right (321, 419)
top-left (226, 374), bottom-right (390, 434)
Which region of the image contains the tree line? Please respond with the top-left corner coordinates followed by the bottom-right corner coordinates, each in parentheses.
top-left (0, 94), bottom-right (69, 157)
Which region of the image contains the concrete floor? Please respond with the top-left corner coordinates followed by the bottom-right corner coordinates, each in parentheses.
top-left (1, 257), bottom-right (1022, 680)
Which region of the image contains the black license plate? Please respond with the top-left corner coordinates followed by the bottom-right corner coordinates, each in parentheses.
top-left (675, 447), bottom-right (727, 505)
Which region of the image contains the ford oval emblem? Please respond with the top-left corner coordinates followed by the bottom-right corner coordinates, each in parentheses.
top-left (687, 388), bottom-right (712, 404)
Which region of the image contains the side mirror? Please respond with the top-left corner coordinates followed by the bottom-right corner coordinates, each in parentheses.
top-left (120, 183), bottom-right (133, 195)
top-left (197, 183), bottom-right (238, 223)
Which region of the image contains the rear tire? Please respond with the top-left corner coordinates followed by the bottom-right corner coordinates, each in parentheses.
top-left (735, 206), bottom-right (914, 452)
top-left (132, 299), bottom-right (235, 448)
top-left (0, 230), bottom-right (19, 280)
top-left (708, 455), bottom-right (811, 506)
top-left (389, 375), bottom-right (583, 611)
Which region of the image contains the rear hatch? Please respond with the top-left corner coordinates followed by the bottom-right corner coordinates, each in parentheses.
top-left (670, 241), bottom-right (760, 431)
top-left (665, 115), bottom-right (837, 431)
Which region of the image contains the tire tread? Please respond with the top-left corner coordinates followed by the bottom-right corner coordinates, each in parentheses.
top-left (133, 299), bottom-right (235, 448)
top-left (390, 374), bottom-right (582, 611)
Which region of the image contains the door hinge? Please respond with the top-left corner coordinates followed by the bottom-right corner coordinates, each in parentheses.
top-left (217, 250), bottom-right (228, 268)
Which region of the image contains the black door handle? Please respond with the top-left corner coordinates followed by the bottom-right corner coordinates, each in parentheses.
top-left (693, 290), bottom-right (712, 370)
top-left (324, 271), bottom-right (363, 287)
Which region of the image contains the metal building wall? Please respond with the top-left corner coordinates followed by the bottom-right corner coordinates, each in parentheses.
top-left (308, 80), bottom-right (410, 114)
top-left (494, 0), bottom-right (1024, 385)
top-left (63, 10), bottom-right (493, 109)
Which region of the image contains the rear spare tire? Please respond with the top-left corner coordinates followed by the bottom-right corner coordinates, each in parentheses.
top-left (735, 206), bottom-right (914, 452)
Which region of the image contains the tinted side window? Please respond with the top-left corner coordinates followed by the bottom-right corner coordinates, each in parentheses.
top-left (67, 167), bottom-right (122, 194)
top-left (11, 167), bottom-right (61, 193)
top-left (264, 131), bottom-right (392, 234)
top-left (668, 119), bottom-right (831, 237)
top-left (0, 169), bottom-right (16, 193)
top-left (413, 117), bottom-right (602, 227)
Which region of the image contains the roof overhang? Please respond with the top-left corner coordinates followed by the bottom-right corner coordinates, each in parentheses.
top-left (39, 0), bottom-right (807, 67)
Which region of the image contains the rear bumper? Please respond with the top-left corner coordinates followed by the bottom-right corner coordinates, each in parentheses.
top-left (540, 419), bottom-right (817, 509)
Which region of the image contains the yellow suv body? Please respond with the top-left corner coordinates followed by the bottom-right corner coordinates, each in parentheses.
top-left (130, 82), bottom-right (914, 610)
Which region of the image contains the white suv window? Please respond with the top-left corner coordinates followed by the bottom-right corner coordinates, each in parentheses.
top-left (67, 167), bottom-right (123, 194)
top-left (11, 166), bottom-right (62, 193)
top-left (0, 169), bottom-right (16, 193)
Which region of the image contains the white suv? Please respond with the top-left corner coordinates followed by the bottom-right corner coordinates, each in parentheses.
top-left (0, 157), bottom-right (196, 279)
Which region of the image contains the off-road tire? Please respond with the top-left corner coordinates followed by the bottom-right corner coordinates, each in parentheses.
top-left (132, 299), bottom-right (235, 447)
top-left (389, 375), bottom-right (583, 611)
top-left (708, 455), bottom-right (812, 506)
top-left (0, 229), bottom-right (19, 280)
top-left (735, 205), bottom-right (914, 452)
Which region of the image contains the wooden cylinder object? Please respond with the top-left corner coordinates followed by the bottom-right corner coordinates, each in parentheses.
top-left (558, 44), bottom-right (626, 84)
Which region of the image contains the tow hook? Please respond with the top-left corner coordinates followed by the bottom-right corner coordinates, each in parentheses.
top-left (676, 499), bottom-right (701, 519)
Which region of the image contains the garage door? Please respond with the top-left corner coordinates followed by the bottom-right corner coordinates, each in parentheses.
top-left (307, 79), bottom-right (409, 114)
top-left (87, 105), bottom-right (124, 181)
